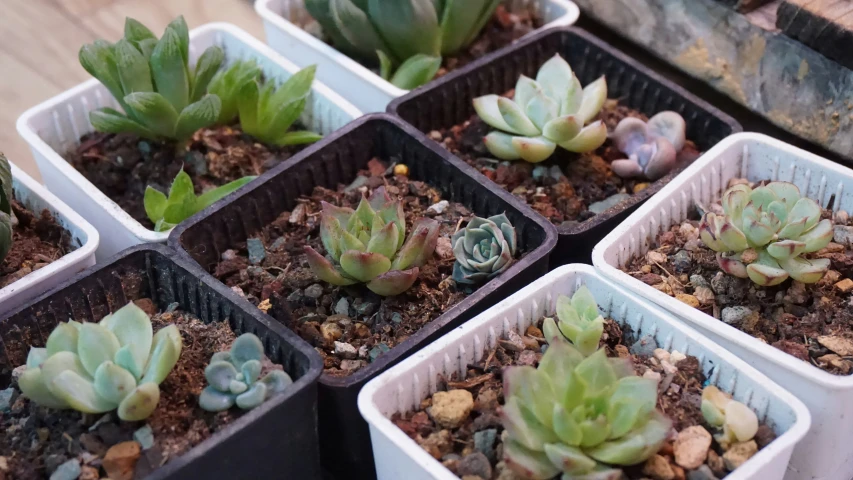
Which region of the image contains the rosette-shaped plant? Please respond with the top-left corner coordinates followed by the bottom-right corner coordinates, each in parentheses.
top-left (701, 386), bottom-right (759, 447)
top-left (699, 182), bottom-right (833, 286)
top-left (79, 16), bottom-right (224, 142)
top-left (304, 0), bottom-right (499, 89)
top-left (541, 286), bottom-right (605, 357)
top-left (0, 153), bottom-right (12, 264)
top-left (452, 214), bottom-right (517, 284)
top-left (610, 111), bottom-right (686, 181)
top-left (199, 333), bottom-right (293, 411)
top-left (473, 54), bottom-right (608, 163)
top-left (305, 187), bottom-right (440, 296)
top-left (17, 302), bottom-right (182, 421)
top-left (501, 343), bottom-right (671, 479)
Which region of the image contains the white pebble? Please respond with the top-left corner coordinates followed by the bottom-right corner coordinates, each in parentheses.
top-left (661, 360), bottom-right (679, 375)
top-left (427, 200), bottom-right (449, 214)
top-left (653, 348), bottom-right (671, 363)
top-left (643, 369), bottom-right (662, 382)
top-left (670, 350), bottom-right (687, 364)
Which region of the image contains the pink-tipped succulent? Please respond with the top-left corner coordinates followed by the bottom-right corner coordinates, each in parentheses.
top-left (304, 187), bottom-right (440, 296)
top-left (472, 54), bottom-right (608, 163)
top-left (699, 182), bottom-right (833, 287)
top-left (610, 111), bottom-right (686, 181)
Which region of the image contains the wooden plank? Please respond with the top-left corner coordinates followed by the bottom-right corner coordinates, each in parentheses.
top-left (777, 0), bottom-right (853, 70)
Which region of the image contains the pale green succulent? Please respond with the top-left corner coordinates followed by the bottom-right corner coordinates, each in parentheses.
top-left (80, 16), bottom-right (224, 142)
top-left (473, 54), bottom-right (608, 163)
top-left (304, 186), bottom-right (440, 296)
top-left (17, 302), bottom-right (182, 421)
top-left (701, 386), bottom-right (759, 447)
top-left (700, 181), bottom-right (834, 286)
top-left (304, 0), bottom-right (500, 89)
top-left (208, 59), bottom-right (262, 124)
top-left (501, 344), bottom-right (671, 479)
top-left (452, 214), bottom-right (517, 284)
top-left (0, 153), bottom-right (12, 264)
top-left (541, 286), bottom-right (605, 357)
top-left (199, 333), bottom-right (293, 411)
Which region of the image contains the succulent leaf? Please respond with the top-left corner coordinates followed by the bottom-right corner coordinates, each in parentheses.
top-left (118, 383), bottom-right (160, 421)
top-left (700, 386), bottom-right (759, 444)
top-left (610, 111), bottom-right (686, 180)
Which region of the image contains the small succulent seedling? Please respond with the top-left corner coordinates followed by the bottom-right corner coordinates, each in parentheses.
top-left (236, 65), bottom-right (323, 146)
top-left (610, 111), bottom-right (686, 181)
top-left (199, 333), bottom-right (293, 411)
top-left (699, 182), bottom-right (833, 286)
top-left (542, 286), bottom-right (605, 357)
top-left (452, 214), bottom-right (517, 284)
top-left (208, 59), bottom-right (262, 124)
top-left (701, 386), bottom-right (759, 447)
top-left (144, 170), bottom-right (255, 232)
top-left (18, 302), bottom-right (182, 421)
top-left (473, 54), bottom-right (608, 163)
top-left (501, 343), bottom-right (670, 478)
top-left (80, 16), bottom-right (225, 143)
top-left (0, 153), bottom-right (13, 264)
top-left (305, 186), bottom-right (440, 296)
top-left (305, 0), bottom-right (499, 89)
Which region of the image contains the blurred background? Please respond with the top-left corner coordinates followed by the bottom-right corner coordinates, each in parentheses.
top-left (1, 0), bottom-right (260, 180)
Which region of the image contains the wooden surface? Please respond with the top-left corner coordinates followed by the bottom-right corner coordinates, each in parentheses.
top-left (0, 0), bottom-right (263, 180)
top-left (777, 0), bottom-right (853, 69)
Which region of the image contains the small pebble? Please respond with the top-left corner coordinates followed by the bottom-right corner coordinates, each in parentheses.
top-left (722, 440), bottom-right (758, 470)
top-left (391, 312), bottom-right (403, 324)
top-left (320, 323), bottom-right (343, 343)
top-left (676, 293), bottom-right (700, 308)
top-left (393, 164), bottom-right (409, 176)
top-left (335, 298), bottom-right (350, 316)
top-left (304, 284), bottom-right (324, 299)
top-left (334, 341), bottom-right (358, 359)
top-left (473, 429), bottom-right (498, 463)
top-left (588, 193), bottom-right (631, 214)
top-left (833, 225), bottom-right (853, 246)
top-left (643, 370), bottom-right (662, 382)
top-left (340, 359), bottom-right (367, 371)
top-left (0, 388), bottom-right (14, 412)
top-left (653, 349), bottom-right (671, 363)
top-left (427, 200), bottom-right (449, 214)
top-left (687, 465), bottom-right (719, 480)
top-left (690, 274), bottom-right (710, 289)
top-left (835, 209), bottom-right (849, 224)
top-left (642, 454), bottom-right (675, 480)
top-left (671, 250), bottom-right (692, 273)
top-left (246, 238), bottom-right (266, 265)
top-left (631, 335), bottom-right (658, 357)
top-left (457, 452), bottom-right (492, 479)
top-left (693, 286), bottom-right (715, 306)
top-left (345, 176), bottom-right (369, 192)
top-left (221, 249), bottom-right (238, 261)
top-left (133, 425), bottom-right (154, 450)
top-left (674, 425), bottom-right (712, 469)
top-left (817, 335), bottom-right (853, 356)
top-left (721, 306), bottom-right (753, 326)
top-left (429, 390), bottom-right (475, 428)
top-left (670, 350), bottom-right (687, 364)
top-left (369, 344), bottom-right (391, 362)
top-left (49, 459), bottom-right (81, 480)
top-left (835, 278), bottom-right (853, 293)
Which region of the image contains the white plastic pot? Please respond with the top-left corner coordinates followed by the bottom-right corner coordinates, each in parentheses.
top-left (16, 23), bottom-right (361, 261)
top-left (255, 0), bottom-right (580, 113)
top-left (592, 132), bottom-right (853, 480)
top-left (0, 162), bottom-right (98, 315)
top-left (358, 263), bottom-right (810, 480)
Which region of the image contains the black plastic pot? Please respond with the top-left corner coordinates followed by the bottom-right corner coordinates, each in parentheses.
top-left (168, 113), bottom-right (558, 479)
top-left (0, 244), bottom-right (323, 480)
top-left (388, 26), bottom-right (742, 266)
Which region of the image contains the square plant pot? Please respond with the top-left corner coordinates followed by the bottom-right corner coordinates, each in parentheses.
top-left (0, 244), bottom-right (323, 479)
top-left (388, 26), bottom-right (742, 267)
top-left (358, 264), bottom-right (811, 480)
top-left (168, 113), bottom-right (558, 479)
top-left (16, 22), bottom-right (361, 262)
top-left (592, 133), bottom-right (853, 480)
top-left (0, 161), bottom-right (98, 316)
top-left (254, 0), bottom-right (580, 113)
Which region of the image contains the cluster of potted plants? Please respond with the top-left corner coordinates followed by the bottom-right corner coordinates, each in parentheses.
top-left (3, 2), bottom-right (853, 480)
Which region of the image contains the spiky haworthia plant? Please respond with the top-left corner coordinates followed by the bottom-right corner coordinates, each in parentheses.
top-left (79, 16), bottom-right (224, 142)
top-left (304, 0), bottom-right (499, 89)
top-left (0, 153), bottom-right (12, 264)
top-left (199, 333), bottom-right (293, 411)
top-left (305, 186), bottom-right (440, 296)
top-left (473, 54), bottom-right (608, 163)
top-left (541, 286), bottom-right (605, 357)
top-left (208, 59), bottom-right (262, 124)
top-left (699, 182), bottom-right (833, 286)
top-left (701, 386), bottom-right (759, 447)
top-left (610, 111), bottom-right (686, 181)
top-left (452, 214), bottom-right (517, 284)
top-left (17, 302), bottom-right (182, 421)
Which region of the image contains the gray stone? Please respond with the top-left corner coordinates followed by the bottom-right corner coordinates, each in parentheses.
top-left (427, 200), bottom-right (449, 214)
top-left (358, 345), bottom-right (369, 359)
top-left (833, 225), bottom-right (853, 246)
top-left (687, 465), bottom-right (718, 480)
top-left (184, 150), bottom-right (208, 175)
top-left (671, 250), bottom-right (692, 273)
top-left (335, 298), bottom-right (350, 316)
top-left (270, 237), bottom-right (288, 251)
top-left (721, 306), bottom-right (753, 326)
top-left (391, 312), bottom-right (403, 324)
top-left (474, 429), bottom-right (498, 462)
top-left (457, 452), bottom-right (492, 479)
top-left (0, 388), bottom-right (15, 412)
top-left (690, 275), bottom-right (709, 289)
top-left (532, 166), bottom-right (548, 181)
top-left (137, 141), bottom-right (151, 156)
top-left (340, 359), bottom-right (367, 371)
top-left (133, 425), bottom-right (154, 450)
top-left (711, 271), bottom-right (733, 295)
top-left (304, 284), bottom-right (324, 299)
top-left (49, 459), bottom-right (80, 480)
top-left (356, 301), bottom-right (377, 317)
top-left (345, 176), bottom-right (369, 192)
top-left (287, 289), bottom-right (304, 303)
top-left (247, 238), bottom-right (266, 265)
top-left (588, 193), bottom-right (631, 215)
top-left (549, 165), bottom-right (566, 182)
top-left (165, 302), bottom-right (180, 313)
top-left (221, 249), bottom-right (238, 261)
top-left (334, 342), bottom-right (358, 360)
top-left (44, 454), bottom-right (68, 475)
top-left (630, 335), bottom-right (658, 357)
top-left (369, 343), bottom-right (391, 363)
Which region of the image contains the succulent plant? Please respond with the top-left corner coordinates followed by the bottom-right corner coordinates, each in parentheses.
top-left (236, 65), bottom-right (323, 146)
top-left (610, 111), bottom-right (686, 181)
top-left (701, 386), bottom-right (759, 447)
top-left (699, 182), bottom-right (833, 286)
top-left (305, 186), bottom-right (440, 296)
top-left (17, 302), bottom-right (182, 421)
top-left (501, 342), bottom-right (671, 479)
top-left (304, 0), bottom-right (499, 89)
top-left (199, 333), bottom-right (293, 411)
top-left (144, 170), bottom-right (255, 232)
top-left (0, 153), bottom-right (12, 264)
top-left (208, 59), bottom-right (262, 124)
top-left (541, 286), bottom-right (605, 357)
top-left (452, 214), bottom-right (517, 284)
top-left (80, 16), bottom-right (225, 143)
top-left (473, 54), bottom-right (608, 163)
